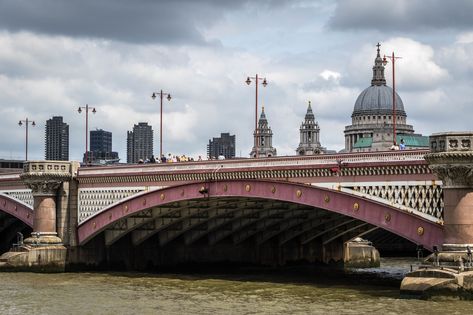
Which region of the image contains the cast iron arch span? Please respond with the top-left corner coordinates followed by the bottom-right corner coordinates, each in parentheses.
top-left (78, 180), bottom-right (443, 249)
top-left (0, 193), bottom-right (33, 227)
top-left (77, 180), bottom-right (444, 250)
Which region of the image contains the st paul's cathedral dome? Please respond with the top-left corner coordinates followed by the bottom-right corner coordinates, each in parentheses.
top-left (343, 43), bottom-right (427, 152)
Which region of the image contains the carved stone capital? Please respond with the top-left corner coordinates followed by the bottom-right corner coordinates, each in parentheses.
top-left (428, 162), bottom-right (473, 188)
top-left (21, 177), bottom-right (63, 196)
top-left (20, 161), bottom-right (78, 196)
top-left (425, 131), bottom-right (473, 188)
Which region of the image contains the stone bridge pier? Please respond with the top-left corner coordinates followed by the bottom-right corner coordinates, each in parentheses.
top-left (0, 161), bottom-right (78, 272)
top-left (401, 132), bottom-right (473, 298)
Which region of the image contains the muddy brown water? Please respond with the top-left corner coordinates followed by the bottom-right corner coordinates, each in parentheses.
top-left (0, 258), bottom-right (471, 315)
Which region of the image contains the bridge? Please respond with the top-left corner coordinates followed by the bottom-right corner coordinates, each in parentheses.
top-left (0, 146), bottom-right (448, 269)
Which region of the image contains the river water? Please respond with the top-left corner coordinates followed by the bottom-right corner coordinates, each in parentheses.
top-left (0, 258), bottom-right (471, 315)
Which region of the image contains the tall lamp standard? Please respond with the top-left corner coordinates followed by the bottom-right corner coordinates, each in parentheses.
top-left (383, 52), bottom-right (402, 145)
top-left (245, 74), bottom-right (268, 158)
top-left (77, 104), bottom-right (96, 165)
top-left (151, 90), bottom-right (172, 158)
top-left (18, 118), bottom-right (36, 161)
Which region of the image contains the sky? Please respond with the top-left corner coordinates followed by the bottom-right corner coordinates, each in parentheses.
top-left (1, 0), bottom-right (472, 161)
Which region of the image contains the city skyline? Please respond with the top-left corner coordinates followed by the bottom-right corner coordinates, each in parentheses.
top-left (2, 1), bottom-right (473, 161)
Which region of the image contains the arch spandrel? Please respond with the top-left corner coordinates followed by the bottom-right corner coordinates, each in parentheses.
top-left (77, 180), bottom-right (443, 250)
top-left (0, 193), bottom-right (34, 227)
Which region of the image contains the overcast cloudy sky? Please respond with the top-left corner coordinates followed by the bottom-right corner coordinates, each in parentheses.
top-left (1, 0), bottom-right (472, 161)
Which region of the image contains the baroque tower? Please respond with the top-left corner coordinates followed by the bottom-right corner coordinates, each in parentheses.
top-left (296, 101), bottom-right (324, 155)
top-left (250, 107), bottom-right (277, 158)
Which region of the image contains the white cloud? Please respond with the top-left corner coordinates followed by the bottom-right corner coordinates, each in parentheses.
top-left (320, 70), bottom-right (341, 82)
top-left (456, 32), bottom-right (473, 44)
top-left (346, 38), bottom-right (449, 91)
top-left (0, 3), bottom-right (472, 162)
top-left (382, 38), bottom-right (449, 90)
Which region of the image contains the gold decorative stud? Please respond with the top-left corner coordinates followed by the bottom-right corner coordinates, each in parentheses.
top-left (27, 213), bottom-right (30, 218)
top-left (142, 199), bottom-right (147, 206)
top-left (109, 214), bottom-right (113, 221)
top-left (245, 184), bottom-right (251, 192)
top-left (417, 226), bottom-right (424, 236)
top-left (93, 222), bottom-right (96, 229)
top-left (296, 190), bottom-right (302, 198)
top-left (160, 193), bottom-right (165, 200)
top-left (271, 186), bottom-right (276, 194)
top-left (385, 213), bottom-right (391, 222)
top-left (14, 206), bottom-right (17, 211)
top-left (353, 202), bottom-right (359, 212)
top-left (181, 189), bottom-right (185, 196)
top-left (124, 205), bottom-right (128, 212)
top-left (324, 195), bottom-right (330, 203)
top-left (223, 184), bottom-right (228, 192)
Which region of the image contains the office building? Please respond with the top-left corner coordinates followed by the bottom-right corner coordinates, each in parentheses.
top-left (126, 122), bottom-right (154, 163)
top-left (45, 116), bottom-right (69, 161)
top-left (207, 133), bottom-right (236, 159)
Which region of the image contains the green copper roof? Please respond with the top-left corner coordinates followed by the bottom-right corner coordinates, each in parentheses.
top-left (352, 134), bottom-right (429, 149)
top-left (353, 137), bottom-right (373, 148)
top-left (397, 134), bottom-right (429, 147)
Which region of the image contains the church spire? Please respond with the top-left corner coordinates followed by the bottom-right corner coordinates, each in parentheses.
top-left (371, 42), bottom-right (386, 86)
top-left (259, 106), bottom-right (268, 125)
top-left (305, 101), bottom-right (315, 120)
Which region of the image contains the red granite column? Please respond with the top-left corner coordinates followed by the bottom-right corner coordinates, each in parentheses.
top-left (20, 162), bottom-right (72, 246)
top-left (33, 195), bottom-right (57, 234)
top-left (443, 188), bottom-right (473, 245)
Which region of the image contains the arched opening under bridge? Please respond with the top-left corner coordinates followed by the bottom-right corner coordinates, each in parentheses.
top-left (76, 180), bottom-right (443, 269)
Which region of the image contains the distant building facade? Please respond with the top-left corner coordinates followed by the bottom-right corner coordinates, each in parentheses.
top-left (127, 122), bottom-right (154, 163)
top-left (250, 107), bottom-right (277, 158)
top-left (344, 44), bottom-right (428, 152)
top-left (207, 133), bottom-right (235, 159)
top-left (45, 116), bottom-right (69, 161)
top-left (296, 101), bottom-right (326, 155)
top-left (85, 129), bottom-right (119, 164)
top-left (0, 159), bottom-right (24, 172)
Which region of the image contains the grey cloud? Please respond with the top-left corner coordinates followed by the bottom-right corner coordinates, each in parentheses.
top-left (328, 0), bottom-right (473, 31)
top-left (0, 0), bottom-right (251, 44)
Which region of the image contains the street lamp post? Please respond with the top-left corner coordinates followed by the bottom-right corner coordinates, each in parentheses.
top-left (383, 52), bottom-right (402, 145)
top-left (77, 104), bottom-right (96, 165)
top-left (245, 74), bottom-right (268, 158)
top-left (18, 118), bottom-right (36, 161)
top-left (151, 90), bottom-right (172, 158)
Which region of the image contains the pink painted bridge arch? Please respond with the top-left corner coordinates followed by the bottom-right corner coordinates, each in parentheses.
top-left (0, 193), bottom-right (33, 227)
top-left (78, 179), bottom-right (444, 251)
top-left (0, 193), bottom-right (33, 251)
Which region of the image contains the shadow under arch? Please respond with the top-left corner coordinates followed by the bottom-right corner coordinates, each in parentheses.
top-left (0, 193), bottom-right (33, 227)
top-left (0, 194), bottom-right (33, 252)
top-left (78, 180), bottom-right (443, 250)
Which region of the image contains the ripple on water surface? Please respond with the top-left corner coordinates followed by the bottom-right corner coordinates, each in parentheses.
top-left (0, 258), bottom-right (472, 315)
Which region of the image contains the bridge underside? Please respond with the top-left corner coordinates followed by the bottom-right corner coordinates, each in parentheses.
top-left (74, 196), bottom-right (413, 269)
top-left (0, 212), bottom-right (31, 253)
top-left (0, 194), bottom-right (34, 253)
top-left (73, 180), bottom-right (442, 270)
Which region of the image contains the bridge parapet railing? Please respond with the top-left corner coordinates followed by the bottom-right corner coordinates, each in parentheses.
top-left (0, 172), bottom-right (21, 181)
top-left (78, 150), bottom-right (430, 176)
top-left (0, 172), bottom-right (33, 206)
